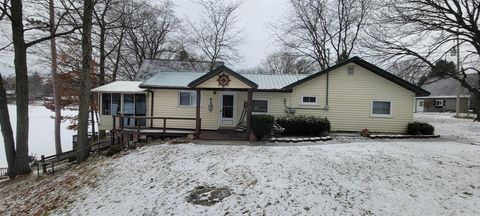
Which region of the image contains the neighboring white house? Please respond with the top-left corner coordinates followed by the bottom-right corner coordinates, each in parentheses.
top-left (92, 57), bottom-right (429, 139)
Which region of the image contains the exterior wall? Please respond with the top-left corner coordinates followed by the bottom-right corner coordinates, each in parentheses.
top-left (252, 92), bottom-right (289, 116)
top-left (287, 63), bottom-right (415, 133)
top-left (145, 63), bottom-right (417, 133)
top-left (151, 89), bottom-right (249, 130)
top-left (196, 72), bottom-right (251, 89)
top-left (417, 97), bottom-right (470, 113)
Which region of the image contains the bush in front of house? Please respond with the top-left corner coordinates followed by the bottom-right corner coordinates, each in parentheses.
top-left (276, 116), bottom-right (331, 136)
top-left (407, 122), bottom-right (435, 135)
top-left (251, 114), bottom-right (275, 140)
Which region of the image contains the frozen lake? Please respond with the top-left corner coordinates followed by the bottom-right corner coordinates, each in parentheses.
top-left (0, 105), bottom-right (78, 167)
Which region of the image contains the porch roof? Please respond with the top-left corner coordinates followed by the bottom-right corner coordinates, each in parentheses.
top-left (91, 81), bottom-right (146, 93)
top-left (139, 71), bottom-right (307, 90)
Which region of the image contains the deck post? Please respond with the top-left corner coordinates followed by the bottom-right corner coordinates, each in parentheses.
top-left (246, 89), bottom-right (253, 141)
top-left (195, 89), bottom-right (201, 139)
top-left (111, 115), bottom-right (116, 145)
top-left (41, 155), bottom-right (47, 174)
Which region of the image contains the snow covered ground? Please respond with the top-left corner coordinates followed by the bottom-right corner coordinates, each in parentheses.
top-left (54, 141), bottom-right (480, 216)
top-left (2, 112), bottom-right (479, 215)
top-left (414, 112), bottom-right (480, 144)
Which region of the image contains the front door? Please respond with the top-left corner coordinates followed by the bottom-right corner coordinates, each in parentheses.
top-left (416, 100), bottom-right (424, 112)
top-left (220, 93), bottom-right (235, 126)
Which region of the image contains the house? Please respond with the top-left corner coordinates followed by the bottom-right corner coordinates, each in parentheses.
top-left (415, 74), bottom-right (478, 113)
top-left (5, 90), bottom-right (15, 100)
top-left (91, 57), bottom-right (429, 140)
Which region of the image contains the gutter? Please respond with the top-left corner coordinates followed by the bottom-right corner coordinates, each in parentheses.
top-left (283, 98), bottom-right (328, 114)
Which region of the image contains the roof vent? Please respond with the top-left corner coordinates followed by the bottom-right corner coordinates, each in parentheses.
top-left (347, 66), bottom-right (354, 75)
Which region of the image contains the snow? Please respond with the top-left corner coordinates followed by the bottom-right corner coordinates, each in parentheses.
top-left (91, 81), bottom-right (144, 93)
top-left (55, 138), bottom-right (480, 215)
top-left (414, 112), bottom-right (480, 144)
top-left (2, 111), bottom-right (480, 215)
top-left (0, 105), bottom-right (77, 167)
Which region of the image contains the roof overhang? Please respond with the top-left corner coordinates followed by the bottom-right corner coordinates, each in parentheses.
top-left (91, 81), bottom-right (146, 93)
top-left (282, 57), bottom-right (431, 97)
top-left (188, 65), bottom-right (258, 89)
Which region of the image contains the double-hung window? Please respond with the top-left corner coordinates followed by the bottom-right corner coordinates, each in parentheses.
top-left (371, 101), bottom-right (392, 117)
top-left (435, 100), bottom-right (444, 107)
top-left (252, 99), bottom-right (268, 113)
top-left (179, 91), bottom-right (197, 106)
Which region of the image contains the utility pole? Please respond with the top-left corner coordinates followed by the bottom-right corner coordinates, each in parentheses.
top-left (455, 31), bottom-right (461, 117)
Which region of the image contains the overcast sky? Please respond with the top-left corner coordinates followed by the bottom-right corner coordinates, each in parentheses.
top-left (172, 0), bottom-right (290, 69)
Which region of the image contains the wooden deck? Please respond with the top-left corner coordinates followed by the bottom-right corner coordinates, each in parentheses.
top-left (0, 167), bottom-right (8, 179)
top-left (120, 128), bottom-right (247, 141)
top-left (111, 115), bottom-right (249, 142)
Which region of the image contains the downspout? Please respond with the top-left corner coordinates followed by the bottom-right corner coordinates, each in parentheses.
top-left (325, 70), bottom-right (329, 111)
top-left (148, 89), bottom-right (154, 127)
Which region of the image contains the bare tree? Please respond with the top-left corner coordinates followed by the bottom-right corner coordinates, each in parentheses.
top-left (0, 0), bottom-right (80, 177)
top-left (187, 0), bottom-right (243, 70)
top-left (49, 0), bottom-right (62, 154)
top-left (387, 58), bottom-right (431, 86)
top-left (77, 0), bottom-right (95, 161)
top-left (260, 51), bottom-right (316, 74)
top-left (0, 74), bottom-right (15, 178)
top-left (273, 0), bottom-right (371, 69)
top-left (118, 0), bottom-right (178, 80)
top-left (367, 0), bottom-right (480, 120)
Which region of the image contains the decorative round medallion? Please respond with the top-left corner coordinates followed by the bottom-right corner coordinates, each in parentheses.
top-left (217, 73), bottom-right (231, 87)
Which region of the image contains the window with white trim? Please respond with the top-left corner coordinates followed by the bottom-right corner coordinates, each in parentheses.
top-left (435, 100), bottom-right (444, 107)
top-left (371, 101), bottom-right (392, 116)
top-left (252, 99), bottom-right (268, 113)
top-left (301, 96), bottom-right (317, 105)
top-left (179, 91), bottom-right (197, 106)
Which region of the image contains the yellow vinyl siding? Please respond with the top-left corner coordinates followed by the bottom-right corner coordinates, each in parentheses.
top-left (289, 63), bottom-right (414, 133)
top-left (152, 89), bottom-right (245, 130)
top-left (196, 72), bottom-right (251, 89)
top-left (150, 63), bottom-right (414, 133)
top-left (252, 92), bottom-right (289, 116)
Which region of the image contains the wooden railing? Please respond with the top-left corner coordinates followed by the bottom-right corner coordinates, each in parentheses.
top-left (0, 168), bottom-right (9, 179)
top-left (111, 115), bottom-right (201, 142)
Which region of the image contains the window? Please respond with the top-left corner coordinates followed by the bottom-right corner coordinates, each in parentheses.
top-left (371, 101), bottom-right (392, 117)
top-left (101, 93), bottom-right (121, 115)
top-left (252, 99), bottom-right (268, 113)
top-left (179, 91), bottom-right (197, 106)
top-left (123, 94), bottom-right (147, 127)
top-left (435, 100), bottom-right (444, 107)
top-left (347, 66), bottom-right (354, 75)
top-left (301, 96), bottom-right (317, 105)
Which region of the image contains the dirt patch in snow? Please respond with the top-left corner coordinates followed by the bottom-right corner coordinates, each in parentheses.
top-left (186, 185), bottom-right (232, 206)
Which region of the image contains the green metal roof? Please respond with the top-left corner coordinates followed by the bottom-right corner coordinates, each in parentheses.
top-left (140, 71), bottom-right (308, 90)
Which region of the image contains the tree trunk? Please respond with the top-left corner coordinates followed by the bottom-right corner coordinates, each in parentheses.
top-left (10, 0), bottom-right (30, 175)
top-left (50, 0), bottom-right (62, 155)
top-left (77, 0), bottom-right (94, 162)
top-left (0, 74), bottom-right (16, 178)
top-left (98, 25), bottom-right (107, 139)
top-left (90, 101), bottom-right (95, 141)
